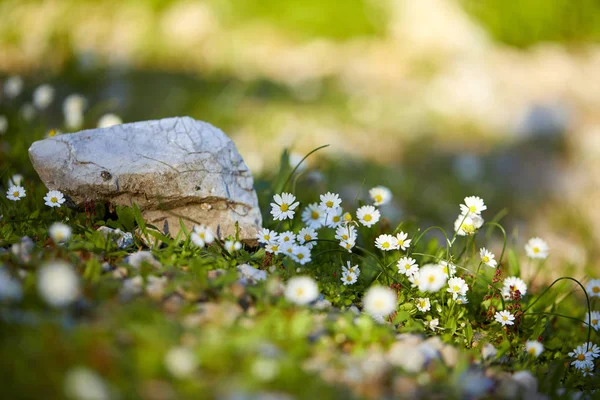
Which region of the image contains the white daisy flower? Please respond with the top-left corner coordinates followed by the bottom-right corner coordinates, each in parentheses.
top-left (193, 225), bottom-right (215, 244)
top-left (397, 257), bottom-right (419, 276)
top-left (44, 190), bottom-right (66, 208)
top-left (341, 271), bottom-right (358, 285)
top-left (3, 76), bottom-right (23, 98)
top-left (369, 186), bottom-right (392, 206)
top-left (578, 360), bottom-right (595, 376)
top-left (455, 295), bottom-right (469, 304)
top-left (583, 311), bottom-right (600, 331)
top-left (569, 344), bottom-right (594, 369)
top-left (583, 342), bottom-right (600, 358)
top-left (447, 277), bottom-right (469, 300)
top-left (587, 279), bottom-right (600, 298)
top-left (49, 222), bottom-right (72, 243)
top-left (33, 84), bottom-right (55, 109)
top-left (301, 203), bottom-right (326, 229)
top-left (6, 185), bottom-right (26, 201)
top-left (265, 243), bottom-right (281, 255)
top-left (257, 228), bottom-right (278, 245)
top-left (426, 318), bottom-right (441, 332)
top-left (97, 113), bottom-right (123, 128)
top-left (0, 115), bottom-right (7, 134)
top-left (37, 262), bottom-right (79, 307)
top-left (270, 193), bottom-right (299, 221)
top-left (479, 248), bottom-right (497, 268)
top-left (395, 231), bottom-right (411, 251)
top-left (164, 347), bottom-right (198, 379)
top-left (335, 225), bottom-right (356, 242)
top-left (502, 276), bottom-right (528, 300)
top-left (460, 196), bottom-right (487, 215)
top-left (525, 341), bottom-right (543, 357)
top-left (10, 174), bottom-right (24, 185)
top-left (285, 276), bottom-right (319, 305)
top-left (415, 297), bottom-right (431, 312)
top-left (356, 205), bottom-right (380, 227)
top-left (319, 192), bottom-right (342, 212)
top-left (339, 239), bottom-right (355, 253)
top-left (525, 237), bottom-right (549, 259)
top-left (225, 240), bottom-right (242, 253)
top-left (439, 260), bottom-right (457, 278)
top-left (190, 232), bottom-right (206, 248)
top-left (280, 242), bottom-right (296, 258)
top-left (454, 212), bottom-right (484, 236)
top-left (324, 207), bottom-right (343, 228)
top-left (418, 264), bottom-right (448, 293)
top-left (494, 311), bottom-right (515, 326)
top-left (342, 261), bottom-right (360, 277)
top-left (363, 285), bottom-right (397, 319)
top-left (408, 272), bottom-right (421, 289)
top-left (297, 227), bottom-right (318, 249)
top-left (63, 94), bottom-right (87, 130)
top-left (292, 245), bottom-right (311, 265)
top-left (278, 231), bottom-right (296, 245)
top-left (375, 234), bottom-right (398, 251)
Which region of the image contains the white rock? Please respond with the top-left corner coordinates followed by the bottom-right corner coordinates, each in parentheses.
top-left (29, 117), bottom-right (262, 240)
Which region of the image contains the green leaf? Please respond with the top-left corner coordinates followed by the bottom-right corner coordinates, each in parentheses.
top-left (507, 249), bottom-right (520, 277)
top-left (393, 311), bottom-right (410, 324)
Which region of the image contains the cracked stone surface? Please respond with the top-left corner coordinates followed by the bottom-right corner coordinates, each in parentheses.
top-left (28, 117), bottom-right (262, 240)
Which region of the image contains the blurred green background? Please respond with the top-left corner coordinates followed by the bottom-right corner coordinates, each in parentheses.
top-left (2, 0), bottom-right (600, 279)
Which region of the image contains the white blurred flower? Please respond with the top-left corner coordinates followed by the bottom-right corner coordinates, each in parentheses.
top-left (10, 174), bottom-right (23, 185)
top-left (0, 268), bottom-right (22, 301)
top-left (285, 276), bottom-right (319, 305)
top-left (225, 240), bottom-right (242, 253)
top-left (6, 185), bottom-right (25, 201)
top-left (583, 310), bottom-right (600, 331)
top-left (297, 227), bottom-right (317, 249)
top-left (418, 264), bottom-right (448, 293)
top-left (375, 234), bottom-right (398, 251)
top-left (481, 343), bottom-right (497, 360)
top-left (49, 222), bottom-right (72, 243)
top-left (146, 275), bottom-right (168, 299)
top-left (37, 262), bottom-right (79, 307)
top-left (439, 260), bottom-right (457, 277)
top-left (63, 94), bottom-right (87, 130)
top-left (397, 257), bottom-right (419, 276)
top-left (363, 285), bottom-right (396, 319)
top-left (447, 277), bottom-right (468, 300)
top-left (525, 341), bottom-right (543, 357)
top-left (97, 113), bottom-right (123, 128)
top-left (33, 84), bottom-right (55, 109)
top-left (525, 237), bottom-right (549, 259)
top-left (415, 297), bottom-right (431, 312)
top-left (395, 231), bottom-right (411, 251)
top-left (502, 276), bottom-right (528, 300)
top-left (126, 251), bottom-right (161, 269)
top-left (356, 205), bottom-right (380, 227)
top-left (301, 202), bottom-right (326, 229)
top-left (64, 366), bottom-right (109, 400)
top-left (454, 212), bottom-right (484, 236)
top-left (164, 347), bottom-right (198, 379)
top-left (0, 115), bottom-right (7, 134)
top-left (289, 152), bottom-right (307, 172)
top-left (369, 186), bottom-right (392, 206)
top-left (192, 224), bottom-right (215, 246)
top-left (44, 190), bottom-right (66, 207)
top-left (20, 103), bottom-right (36, 121)
top-left (257, 228), bottom-right (279, 245)
top-left (460, 196), bottom-right (486, 215)
top-left (494, 311), bottom-right (515, 326)
top-left (3, 76), bottom-right (23, 99)
top-left (270, 193), bottom-right (299, 221)
top-left (479, 247), bottom-right (497, 268)
top-left (587, 279), bottom-right (600, 298)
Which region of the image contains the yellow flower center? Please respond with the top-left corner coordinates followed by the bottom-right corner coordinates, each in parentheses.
top-left (304, 234), bottom-right (311, 241)
top-left (272, 245), bottom-right (279, 252)
top-left (346, 276), bottom-right (352, 281)
top-left (483, 256), bottom-right (489, 263)
top-left (286, 247), bottom-right (293, 253)
top-left (420, 301), bottom-right (426, 308)
top-left (296, 288), bottom-right (304, 296)
top-left (326, 200), bottom-right (333, 208)
top-left (404, 265), bottom-right (411, 270)
top-left (345, 243), bottom-right (352, 249)
top-left (51, 197), bottom-right (58, 203)
top-left (398, 240), bottom-right (404, 246)
top-left (502, 315), bottom-right (508, 321)
top-left (342, 234), bottom-right (349, 240)
top-left (453, 285), bottom-right (460, 292)
top-left (528, 348), bottom-right (536, 355)
top-left (533, 247), bottom-right (539, 253)
top-left (297, 253), bottom-right (304, 259)
top-left (280, 203), bottom-right (289, 212)
top-left (344, 214), bottom-right (352, 222)
top-left (363, 214), bottom-right (372, 222)
top-left (469, 205), bottom-right (477, 212)
top-left (462, 223), bottom-right (475, 234)
top-left (592, 319), bottom-right (598, 325)
top-left (48, 130), bottom-right (57, 137)
top-left (593, 286), bottom-right (600, 293)
top-left (374, 194), bottom-right (383, 203)
top-left (264, 234), bottom-right (270, 240)
top-left (428, 275), bottom-right (435, 283)
top-left (13, 191), bottom-right (19, 197)
top-left (283, 237), bottom-right (290, 242)
top-left (382, 242), bottom-right (390, 249)
top-left (577, 354), bottom-right (585, 361)
top-left (374, 299), bottom-right (384, 310)
top-left (333, 216), bottom-right (340, 222)
top-left (311, 211), bottom-right (319, 220)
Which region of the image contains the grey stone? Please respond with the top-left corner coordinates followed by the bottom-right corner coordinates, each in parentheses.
top-left (29, 117), bottom-right (261, 240)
